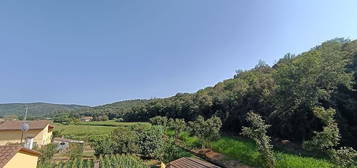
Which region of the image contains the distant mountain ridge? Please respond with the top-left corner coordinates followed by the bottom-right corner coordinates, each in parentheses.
top-left (71, 99), bottom-right (149, 119)
top-left (0, 102), bottom-right (89, 117)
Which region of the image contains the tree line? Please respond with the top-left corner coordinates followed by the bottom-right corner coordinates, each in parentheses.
top-left (61, 38), bottom-right (357, 149)
top-left (122, 38), bottom-right (357, 149)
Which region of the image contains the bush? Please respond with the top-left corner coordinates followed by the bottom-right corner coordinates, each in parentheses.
top-left (68, 143), bottom-right (84, 160)
top-left (188, 115), bottom-right (222, 147)
top-left (149, 116), bottom-right (168, 127)
top-left (89, 136), bottom-right (114, 156)
top-left (168, 118), bottom-right (186, 138)
top-left (90, 125), bottom-right (166, 160)
top-left (241, 112), bottom-right (276, 168)
top-left (52, 129), bottom-right (64, 138)
top-left (137, 126), bottom-right (165, 159)
top-left (304, 107), bottom-right (357, 168)
top-left (38, 144), bottom-right (58, 163)
top-left (111, 127), bottom-right (140, 154)
top-left (330, 147), bottom-right (357, 168)
top-left (161, 137), bottom-right (192, 162)
top-left (304, 107), bottom-right (340, 152)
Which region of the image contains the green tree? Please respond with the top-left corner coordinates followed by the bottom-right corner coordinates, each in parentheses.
top-left (304, 107), bottom-right (340, 152)
top-left (169, 118), bottom-right (186, 138)
top-left (241, 112), bottom-right (275, 168)
top-left (89, 136), bottom-right (114, 156)
top-left (149, 116), bottom-right (168, 127)
top-left (189, 116), bottom-right (222, 147)
top-left (304, 107), bottom-right (357, 168)
top-left (137, 126), bottom-right (165, 159)
top-left (111, 127), bottom-right (140, 154)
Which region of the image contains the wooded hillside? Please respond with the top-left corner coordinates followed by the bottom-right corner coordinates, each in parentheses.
top-left (122, 38), bottom-right (357, 148)
top-left (0, 102), bottom-right (88, 117)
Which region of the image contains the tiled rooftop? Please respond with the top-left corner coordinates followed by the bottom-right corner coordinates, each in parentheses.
top-left (0, 146), bottom-right (40, 167)
top-left (167, 157), bottom-right (221, 168)
top-left (0, 120), bottom-right (52, 131)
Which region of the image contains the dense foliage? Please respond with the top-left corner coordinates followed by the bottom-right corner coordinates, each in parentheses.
top-left (89, 125), bottom-right (165, 159)
top-left (0, 102), bottom-right (88, 118)
top-left (37, 144), bottom-right (58, 166)
top-left (38, 155), bottom-right (147, 168)
top-left (150, 115), bottom-right (222, 148)
top-left (304, 107), bottom-right (357, 167)
top-left (241, 112), bottom-right (276, 168)
top-left (123, 39), bottom-right (357, 149)
top-left (72, 99), bottom-right (149, 120)
top-left (98, 155), bottom-right (148, 168)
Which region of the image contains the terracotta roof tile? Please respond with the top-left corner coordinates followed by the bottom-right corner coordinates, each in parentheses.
top-left (0, 120), bottom-right (52, 131)
top-left (167, 157), bottom-right (221, 168)
top-left (0, 146), bottom-right (40, 167)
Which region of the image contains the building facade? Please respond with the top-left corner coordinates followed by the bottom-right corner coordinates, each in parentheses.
top-left (0, 145), bottom-right (41, 168)
top-left (0, 120), bottom-right (54, 147)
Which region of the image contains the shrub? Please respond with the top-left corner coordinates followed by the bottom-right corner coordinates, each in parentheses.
top-left (68, 143), bottom-right (84, 160)
top-left (330, 147), bottom-right (357, 168)
top-left (111, 127), bottom-right (140, 154)
top-left (241, 112), bottom-right (276, 168)
top-left (38, 144), bottom-right (58, 163)
top-left (188, 115), bottom-right (222, 148)
top-left (304, 107), bottom-right (340, 152)
top-left (52, 129), bottom-right (64, 139)
top-left (161, 137), bottom-right (192, 162)
top-left (168, 118), bottom-right (186, 138)
top-left (90, 125), bottom-right (166, 160)
top-left (149, 116), bottom-right (168, 127)
top-left (137, 126), bottom-right (165, 159)
top-left (89, 136), bottom-right (114, 156)
top-left (304, 107), bottom-right (357, 168)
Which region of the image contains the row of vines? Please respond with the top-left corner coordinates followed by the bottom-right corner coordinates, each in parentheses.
top-left (98, 155), bottom-right (148, 168)
top-left (38, 155), bottom-right (148, 168)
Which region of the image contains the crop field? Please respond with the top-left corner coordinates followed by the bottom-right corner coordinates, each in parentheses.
top-left (54, 121), bottom-right (150, 140)
top-left (78, 120), bottom-right (150, 127)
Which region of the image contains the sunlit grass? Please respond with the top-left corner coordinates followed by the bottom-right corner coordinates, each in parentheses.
top-left (54, 121), bottom-right (150, 140)
top-left (78, 120), bottom-right (150, 127)
top-left (177, 133), bottom-right (334, 168)
top-left (54, 124), bottom-right (116, 140)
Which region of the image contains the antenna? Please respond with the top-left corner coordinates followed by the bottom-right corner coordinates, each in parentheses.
top-left (23, 106), bottom-right (28, 121)
top-left (20, 105), bottom-right (30, 144)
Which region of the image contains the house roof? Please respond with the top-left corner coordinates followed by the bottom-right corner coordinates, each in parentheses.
top-left (0, 146), bottom-right (41, 167)
top-left (0, 120), bottom-right (53, 131)
top-left (167, 157), bottom-right (221, 168)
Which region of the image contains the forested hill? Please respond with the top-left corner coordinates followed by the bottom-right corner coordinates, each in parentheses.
top-left (69, 99), bottom-right (149, 119)
top-left (123, 38), bottom-right (357, 148)
top-left (0, 103), bottom-right (89, 117)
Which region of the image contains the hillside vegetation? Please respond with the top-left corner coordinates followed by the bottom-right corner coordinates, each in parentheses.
top-left (69, 99), bottom-right (149, 120)
top-left (0, 102), bottom-right (88, 117)
top-left (122, 38), bottom-right (357, 149)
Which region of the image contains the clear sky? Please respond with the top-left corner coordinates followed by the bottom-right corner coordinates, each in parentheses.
top-left (1, 0), bottom-right (357, 106)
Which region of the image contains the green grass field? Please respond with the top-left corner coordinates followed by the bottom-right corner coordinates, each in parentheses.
top-left (54, 120), bottom-right (150, 140)
top-left (178, 132), bottom-right (334, 168)
top-left (78, 120), bottom-right (150, 127)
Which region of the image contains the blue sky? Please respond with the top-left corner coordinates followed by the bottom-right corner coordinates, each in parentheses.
top-left (0, 0), bottom-right (357, 106)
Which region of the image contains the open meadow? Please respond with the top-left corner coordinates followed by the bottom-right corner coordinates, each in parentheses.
top-left (53, 120), bottom-right (150, 140)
